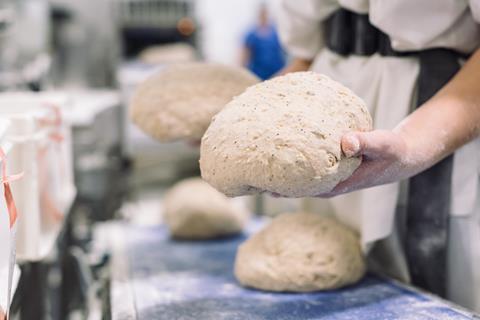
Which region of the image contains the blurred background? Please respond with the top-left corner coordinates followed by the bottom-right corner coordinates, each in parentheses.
top-left (0, 0), bottom-right (291, 319)
top-left (0, 0), bottom-right (284, 182)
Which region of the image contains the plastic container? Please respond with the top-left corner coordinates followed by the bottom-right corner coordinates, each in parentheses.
top-left (0, 96), bottom-right (75, 261)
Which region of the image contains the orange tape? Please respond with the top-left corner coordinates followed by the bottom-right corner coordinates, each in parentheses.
top-left (37, 144), bottom-right (63, 222)
top-left (37, 103), bottom-right (65, 222)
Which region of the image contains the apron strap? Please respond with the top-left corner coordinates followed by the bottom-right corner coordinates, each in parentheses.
top-left (406, 49), bottom-right (460, 297)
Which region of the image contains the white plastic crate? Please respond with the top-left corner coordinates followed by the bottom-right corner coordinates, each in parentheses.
top-left (0, 95), bottom-right (75, 261)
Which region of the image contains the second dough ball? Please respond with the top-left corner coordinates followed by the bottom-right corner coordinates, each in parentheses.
top-left (234, 212), bottom-right (366, 292)
top-left (200, 71), bottom-right (372, 197)
top-left (130, 63), bottom-right (259, 142)
top-left (163, 178), bottom-right (250, 239)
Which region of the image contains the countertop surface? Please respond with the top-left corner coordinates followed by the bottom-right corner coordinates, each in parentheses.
top-left (108, 219), bottom-right (479, 320)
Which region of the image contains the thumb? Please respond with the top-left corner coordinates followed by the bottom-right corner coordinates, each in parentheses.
top-left (342, 130), bottom-right (400, 159)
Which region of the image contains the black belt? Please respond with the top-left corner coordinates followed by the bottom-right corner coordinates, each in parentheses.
top-left (324, 9), bottom-right (413, 57)
top-left (324, 8), bottom-right (462, 297)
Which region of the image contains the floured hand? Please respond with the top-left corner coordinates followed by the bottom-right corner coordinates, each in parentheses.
top-left (317, 48), bottom-right (480, 197)
top-left (317, 130), bottom-right (417, 197)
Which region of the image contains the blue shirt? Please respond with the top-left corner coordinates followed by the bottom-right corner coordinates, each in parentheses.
top-left (245, 25), bottom-right (286, 80)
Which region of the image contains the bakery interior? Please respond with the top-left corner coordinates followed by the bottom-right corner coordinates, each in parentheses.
top-left (0, 0), bottom-right (479, 319)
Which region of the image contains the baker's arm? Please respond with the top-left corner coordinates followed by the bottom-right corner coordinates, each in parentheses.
top-left (321, 48), bottom-right (480, 196)
top-left (276, 57), bottom-right (313, 75)
top-left (241, 46), bottom-right (251, 68)
top-left (275, 0), bottom-right (337, 75)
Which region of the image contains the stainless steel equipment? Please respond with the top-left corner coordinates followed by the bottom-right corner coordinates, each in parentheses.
top-left (0, 0), bottom-right (51, 90)
top-left (115, 0), bottom-right (197, 57)
top-left (49, 0), bottom-right (118, 88)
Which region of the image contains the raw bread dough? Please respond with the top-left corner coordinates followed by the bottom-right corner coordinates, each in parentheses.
top-left (139, 43), bottom-right (197, 65)
top-left (200, 71), bottom-right (372, 197)
top-left (130, 63), bottom-right (259, 142)
top-left (163, 177), bottom-right (250, 239)
top-left (234, 212), bottom-right (365, 292)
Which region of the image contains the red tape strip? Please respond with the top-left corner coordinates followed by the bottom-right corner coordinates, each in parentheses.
top-left (0, 148), bottom-right (22, 228)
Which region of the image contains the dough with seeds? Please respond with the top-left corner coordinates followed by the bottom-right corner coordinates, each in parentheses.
top-left (139, 43), bottom-right (196, 65)
top-left (200, 71), bottom-right (372, 197)
top-left (234, 212), bottom-right (365, 292)
top-left (163, 178), bottom-right (250, 239)
top-left (130, 63), bottom-right (259, 142)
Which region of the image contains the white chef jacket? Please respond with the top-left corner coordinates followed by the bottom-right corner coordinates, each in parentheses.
top-left (276, 0), bottom-right (480, 312)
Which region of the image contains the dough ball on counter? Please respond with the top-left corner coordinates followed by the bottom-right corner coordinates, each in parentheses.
top-left (234, 212), bottom-right (365, 292)
top-left (200, 71), bottom-right (372, 197)
top-left (130, 63), bottom-right (259, 142)
top-left (163, 177), bottom-right (250, 239)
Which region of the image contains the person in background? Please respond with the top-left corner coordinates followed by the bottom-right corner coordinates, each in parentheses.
top-left (241, 5), bottom-right (286, 80)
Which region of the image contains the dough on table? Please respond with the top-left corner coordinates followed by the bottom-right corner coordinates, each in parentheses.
top-left (130, 63), bottom-right (259, 142)
top-left (163, 177), bottom-right (250, 239)
top-left (234, 212), bottom-right (365, 292)
top-left (200, 71), bottom-right (372, 197)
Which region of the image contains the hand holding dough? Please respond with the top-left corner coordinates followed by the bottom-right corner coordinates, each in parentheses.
top-left (130, 63), bottom-right (259, 142)
top-left (234, 212), bottom-right (366, 292)
top-left (200, 71), bottom-right (373, 197)
top-left (163, 178), bottom-right (250, 239)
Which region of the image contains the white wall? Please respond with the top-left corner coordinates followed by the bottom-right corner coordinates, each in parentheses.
top-left (195, 0), bottom-right (279, 65)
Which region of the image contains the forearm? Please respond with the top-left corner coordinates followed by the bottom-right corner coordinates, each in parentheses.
top-left (276, 57), bottom-right (313, 76)
top-left (241, 47), bottom-right (250, 67)
top-left (394, 49), bottom-right (480, 175)
top-left (329, 51), bottom-right (480, 195)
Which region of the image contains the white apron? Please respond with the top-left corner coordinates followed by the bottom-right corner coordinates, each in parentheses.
top-left (276, 0), bottom-right (480, 312)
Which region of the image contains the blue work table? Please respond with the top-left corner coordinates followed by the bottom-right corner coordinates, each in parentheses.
top-left (108, 220), bottom-right (479, 320)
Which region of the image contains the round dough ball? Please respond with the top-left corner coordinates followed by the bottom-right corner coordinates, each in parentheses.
top-left (234, 212), bottom-right (365, 292)
top-left (130, 63), bottom-right (259, 142)
top-left (139, 43), bottom-right (197, 65)
top-left (200, 71), bottom-right (372, 197)
top-left (163, 177), bottom-right (250, 239)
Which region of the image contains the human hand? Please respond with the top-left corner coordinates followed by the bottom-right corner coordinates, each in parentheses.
top-left (317, 130), bottom-right (420, 197)
top-left (274, 58), bottom-right (313, 77)
top-left (321, 49), bottom-right (480, 197)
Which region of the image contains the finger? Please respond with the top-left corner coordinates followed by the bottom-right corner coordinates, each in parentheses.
top-left (187, 140), bottom-right (201, 147)
top-left (328, 161), bottom-right (373, 195)
top-left (269, 192), bottom-right (283, 198)
top-left (343, 130), bottom-right (403, 160)
top-left (314, 190), bottom-right (339, 198)
top-left (314, 164), bottom-right (370, 197)
top-left (341, 132), bottom-right (361, 157)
